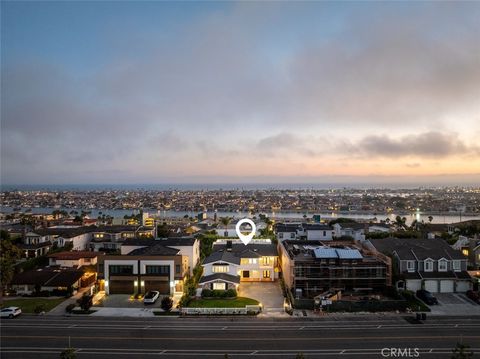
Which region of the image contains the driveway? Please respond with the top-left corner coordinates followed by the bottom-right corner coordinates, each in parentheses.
top-left (98, 294), bottom-right (163, 308)
top-left (428, 293), bottom-right (480, 316)
top-left (237, 281), bottom-right (287, 316)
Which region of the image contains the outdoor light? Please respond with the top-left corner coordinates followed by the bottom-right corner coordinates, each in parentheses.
top-left (134, 280), bottom-right (138, 286)
top-left (141, 281), bottom-right (145, 286)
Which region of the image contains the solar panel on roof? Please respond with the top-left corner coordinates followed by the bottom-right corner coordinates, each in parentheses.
top-left (313, 248), bottom-right (338, 259)
top-left (336, 248), bottom-right (363, 259)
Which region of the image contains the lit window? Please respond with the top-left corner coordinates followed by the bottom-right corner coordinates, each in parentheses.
top-left (213, 282), bottom-right (226, 290)
top-left (462, 249), bottom-right (469, 256)
top-left (212, 265), bottom-right (228, 273)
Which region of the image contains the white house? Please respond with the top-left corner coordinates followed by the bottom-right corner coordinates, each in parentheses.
top-left (198, 239), bottom-right (278, 290)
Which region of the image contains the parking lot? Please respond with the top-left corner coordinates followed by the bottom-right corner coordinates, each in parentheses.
top-left (428, 293), bottom-right (480, 315)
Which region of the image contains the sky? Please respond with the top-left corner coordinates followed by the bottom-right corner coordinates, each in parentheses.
top-left (1, 1), bottom-right (480, 186)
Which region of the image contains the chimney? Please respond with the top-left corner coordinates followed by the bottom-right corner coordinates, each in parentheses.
top-left (226, 240), bottom-right (232, 251)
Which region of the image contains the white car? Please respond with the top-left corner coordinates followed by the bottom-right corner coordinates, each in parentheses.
top-left (0, 307), bottom-right (22, 318)
top-left (143, 291), bottom-right (160, 304)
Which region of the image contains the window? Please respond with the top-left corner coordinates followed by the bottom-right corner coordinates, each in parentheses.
top-left (262, 257), bottom-right (270, 265)
top-left (213, 282), bottom-right (226, 290)
top-left (175, 264), bottom-right (181, 274)
top-left (452, 260), bottom-right (461, 272)
top-left (109, 265), bottom-right (133, 275)
top-left (424, 259), bottom-right (433, 272)
top-left (290, 233), bottom-right (295, 239)
top-left (323, 231), bottom-right (326, 236)
top-left (407, 260), bottom-right (415, 272)
top-left (249, 258), bottom-right (257, 264)
top-left (462, 249), bottom-right (469, 256)
top-left (212, 265), bottom-right (229, 273)
top-left (145, 265), bottom-right (169, 275)
top-left (279, 233), bottom-right (284, 239)
top-left (263, 270), bottom-right (270, 278)
top-left (438, 259), bottom-right (448, 272)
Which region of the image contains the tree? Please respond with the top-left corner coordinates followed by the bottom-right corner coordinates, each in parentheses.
top-left (157, 222), bottom-right (171, 238)
top-left (60, 348), bottom-right (76, 359)
top-left (451, 342), bottom-right (473, 359)
top-left (0, 230), bottom-right (22, 293)
top-left (428, 215), bottom-right (433, 223)
top-left (295, 353), bottom-right (306, 359)
top-left (161, 296), bottom-right (173, 312)
top-left (77, 294), bottom-right (93, 312)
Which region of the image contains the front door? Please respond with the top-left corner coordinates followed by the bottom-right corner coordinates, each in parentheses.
top-left (242, 270), bottom-right (250, 278)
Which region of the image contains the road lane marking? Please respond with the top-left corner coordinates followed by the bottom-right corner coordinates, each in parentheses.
top-left (3, 335), bottom-right (479, 341)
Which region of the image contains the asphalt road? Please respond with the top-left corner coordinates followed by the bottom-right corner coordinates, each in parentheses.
top-left (1, 315), bottom-right (480, 358)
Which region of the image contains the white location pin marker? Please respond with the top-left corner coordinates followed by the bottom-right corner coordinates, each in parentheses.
top-left (235, 218), bottom-right (256, 245)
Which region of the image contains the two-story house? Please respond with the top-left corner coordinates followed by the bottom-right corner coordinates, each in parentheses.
top-left (333, 222), bottom-right (367, 241)
top-left (275, 223), bottom-right (335, 241)
top-left (98, 243), bottom-right (189, 296)
top-left (198, 239), bottom-right (278, 291)
top-left (121, 237), bottom-right (200, 275)
top-left (19, 232), bottom-right (52, 258)
top-left (369, 237), bottom-right (471, 293)
top-left (452, 236), bottom-right (480, 269)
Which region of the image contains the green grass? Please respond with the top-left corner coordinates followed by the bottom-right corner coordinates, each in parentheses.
top-left (1, 297), bottom-right (66, 313)
top-left (187, 297), bottom-right (259, 308)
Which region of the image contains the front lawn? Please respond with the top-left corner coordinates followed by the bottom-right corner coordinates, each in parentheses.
top-left (187, 297), bottom-right (259, 308)
top-left (1, 298), bottom-right (66, 313)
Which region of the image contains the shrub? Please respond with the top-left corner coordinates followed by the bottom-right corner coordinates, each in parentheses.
top-left (161, 296), bottom-right (173, 312)
top-left (65, 303), bottom-right (76, 313)
top-left (77, 294), bottom-right (93, 312)
top-left (225, 289), bottom-right (237, 298)
top-left (34, 304), bottom-right (46, 314)
top-left (201, 289), bottom-right (212, 298)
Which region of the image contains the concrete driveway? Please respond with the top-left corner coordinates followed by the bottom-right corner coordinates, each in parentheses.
top-left (98, 294), bottom-right (163, 308)
top-left (237, 281), bottom-right (286, 316)
top-left (428, 293), bottom-right (480, 316)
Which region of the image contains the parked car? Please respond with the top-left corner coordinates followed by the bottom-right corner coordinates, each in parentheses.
top-left (143, 291), bottom-right (160, 304)
top-left (466, 290), bottom-right (480, 304)
top-left (416, 290), bottom-right (438, 305)
top-left (0, 307), bottom-right (22, 318)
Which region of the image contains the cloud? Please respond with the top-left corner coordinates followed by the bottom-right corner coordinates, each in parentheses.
top-left (344, 131), bottom-right (479, 159)
top-left (1, 2), bottom-right (480, 183)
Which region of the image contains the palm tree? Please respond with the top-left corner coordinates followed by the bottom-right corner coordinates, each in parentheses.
top-left (219, 217), bottom-right (232, 237)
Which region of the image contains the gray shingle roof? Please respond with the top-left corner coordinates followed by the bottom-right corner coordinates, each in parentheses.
top-left (203, 251), bottom-right (241, 265)
top-left (198, 273), bottom-right (241, 285)
top-left (128, 244), bottom-right (180, 256)
top-left (369, 237), bottom-right (465, 260)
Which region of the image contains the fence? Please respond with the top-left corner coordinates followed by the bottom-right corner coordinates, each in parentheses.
top-left (181, 305), bottom-right (262, 315)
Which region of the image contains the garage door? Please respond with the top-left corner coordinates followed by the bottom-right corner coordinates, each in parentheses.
top-left (406, 280), bottom-right (422, 292)
top-left (424, 280), bottom-right (438, 293)
top-left (109, 280), bottom-right (134, 294)
top-left (456, 281), bottom-right (471, 292)
top-left (440, 280), bottom-right (454, 293)
top-left (145, 280), bottom-right (170, 294)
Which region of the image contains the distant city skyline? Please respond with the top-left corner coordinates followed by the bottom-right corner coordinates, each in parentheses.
top-left (1, 1), bottom-right (479, 185)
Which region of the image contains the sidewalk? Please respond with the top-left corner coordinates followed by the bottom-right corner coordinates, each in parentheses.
top-left (47, 286), bottom-right (92, 315)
